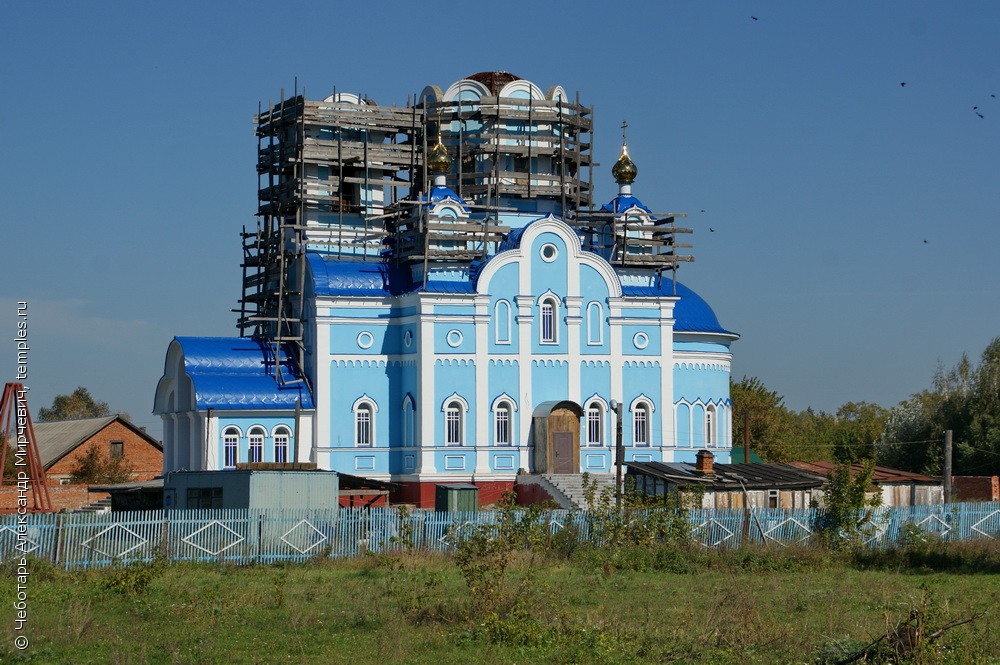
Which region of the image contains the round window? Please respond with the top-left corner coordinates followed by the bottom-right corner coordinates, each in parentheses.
top-left (403, 330), bottom-right (413, 348)
top-left (633, 332), bottom-right (649, 350)
top-left (446, 329), bottom-right (464, 348)
top-left (357, 331), bottom-right (374, 349)
top-left (540, 243), bottom-right (558, 262)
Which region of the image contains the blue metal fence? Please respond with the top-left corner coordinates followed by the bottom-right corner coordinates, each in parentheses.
top-left (1, 502), bottom-right (997, 570)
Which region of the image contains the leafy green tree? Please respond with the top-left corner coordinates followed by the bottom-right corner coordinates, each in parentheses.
top-left (69, 444), bottom-right (133, 484)
top-left (819, 459), bottom-right (882, 549)
top-left (730, 376), bottom-right (794, 462)
top-left (831, 401), bottom-right (889, 463)
top-left (878, 338), bottom-right (1000, 475)
top-left (38, 387), bottom-right (114, 422)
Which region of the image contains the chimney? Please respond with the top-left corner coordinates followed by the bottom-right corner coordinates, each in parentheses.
top-left (695, 450), bottom-right (715, 476)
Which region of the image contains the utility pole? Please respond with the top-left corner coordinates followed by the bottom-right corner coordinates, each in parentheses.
top-left (611, 399), bottom-right (624, 509)
top-left (943, 429), bottom-right (953, 503)
top-left (743, 411), bottom-right (750, 464)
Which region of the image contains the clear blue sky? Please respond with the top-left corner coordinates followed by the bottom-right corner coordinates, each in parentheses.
top-left (3, 1), bottom-right (999, 436)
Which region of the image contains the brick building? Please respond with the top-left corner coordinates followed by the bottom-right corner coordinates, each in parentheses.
top-left (0, 415), bottom-right (163, 511)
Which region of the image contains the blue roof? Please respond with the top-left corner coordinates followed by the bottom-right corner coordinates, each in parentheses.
top-left (600, 195), bottom-right (653, 214)
top-left (308, 254), bottom-right (474, 296)
top-left (175, 337), bottom-right (315, 410)
top-left (622, 280), bottom-right (737, 336)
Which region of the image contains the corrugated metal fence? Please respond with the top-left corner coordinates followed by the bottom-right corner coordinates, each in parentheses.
top-left (1, 502), bottom-right (998, 570)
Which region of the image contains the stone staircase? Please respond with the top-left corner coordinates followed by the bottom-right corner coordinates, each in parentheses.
top-left (76, 497), bottom-right (112, 514)
top-left (543, 473), bottom-right (617, 510)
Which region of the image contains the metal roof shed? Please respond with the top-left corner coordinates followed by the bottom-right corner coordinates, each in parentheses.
top-left (164, 469), bottom-right (339, 511)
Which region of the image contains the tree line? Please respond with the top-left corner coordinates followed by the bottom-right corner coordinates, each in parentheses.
top-left (732, 337), bottom-right (1000, 477)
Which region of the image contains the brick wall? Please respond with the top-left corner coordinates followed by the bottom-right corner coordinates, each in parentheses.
top-left (952, 476), bottom-right (1000, 502)
top-left (46, 420), bottom-right (163, 485)
top-left (0, 485), bottom-right (108, 512)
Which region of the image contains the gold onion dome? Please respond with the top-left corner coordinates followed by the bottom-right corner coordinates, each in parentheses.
top-left (427, 138), bottom-right (453, 174)
top-left (612, 143), bottom-right (637, 184)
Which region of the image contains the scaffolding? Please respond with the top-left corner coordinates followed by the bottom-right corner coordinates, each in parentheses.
top-left (566, 208), bottom-right (695, 286)
top-left (425, 93), bottom-right (594, 211)
top-left (236, 76), bottom-right (686, 381)
top-left (238, 88), bottom-right (423, 384)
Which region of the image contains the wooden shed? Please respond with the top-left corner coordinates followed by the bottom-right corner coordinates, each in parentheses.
top-left (627, 455), bottom-right (827, 510)
top-left (787, 461), bottom-right (943, 507)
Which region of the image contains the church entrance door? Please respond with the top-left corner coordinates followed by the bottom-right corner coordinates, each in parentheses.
top-left (548, 406), bottom-right (580, 474)
top-left (552, 432), bottom-right (574, 473)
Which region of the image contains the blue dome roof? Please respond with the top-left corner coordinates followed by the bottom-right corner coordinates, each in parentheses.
top-left (622, 280), bottom-right (736, 336)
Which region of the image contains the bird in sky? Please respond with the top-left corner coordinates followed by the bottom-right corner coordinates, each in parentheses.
top-left (900, 82), bottom-right (907, 87)
top-left (976, 110), bottom-right (985, 119)
top-left (709, 227), bottom-right (716, 233)
top-left (991, 94), bottom-right (996, 99)
top-left (751, 16), bottom-right (758, 21)
top-left (923, 239), bottom-right (928, 244)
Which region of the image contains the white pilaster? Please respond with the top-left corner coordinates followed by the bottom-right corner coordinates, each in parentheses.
top-left (417, 296), bottom-right (436, 473)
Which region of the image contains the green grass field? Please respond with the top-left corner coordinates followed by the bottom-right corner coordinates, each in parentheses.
top-left (2, 542), bottom-right (999, 664)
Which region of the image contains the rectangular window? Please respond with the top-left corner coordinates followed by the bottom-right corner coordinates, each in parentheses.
top-left (634, 408), bottom-right (649, 446)
top-left (768, 490), bottom-right (779, 509)
top-left (356, 410), bottom-right (372, 446)
top-left (587, 409), bottom-right (602, 446)
top-left (109, 441), bottom-right (124, 459)
top-left (223, 434), bottom-right (239, 468)
top-left (274, 434), bottom-right (289, 463)
top-left (186, 487), bottom-right (223, 509)
top-left (248, 434), bottom-right (263, 463)
top-left (446, 408), bottom-right (462, 445)
top-left (495, 408), bottom-right (510, 446)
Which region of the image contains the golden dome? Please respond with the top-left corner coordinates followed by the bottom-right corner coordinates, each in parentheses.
top-left (612, 143), bottom-right (637, 184)
top-left (427, 137), bottom-right (453, 174)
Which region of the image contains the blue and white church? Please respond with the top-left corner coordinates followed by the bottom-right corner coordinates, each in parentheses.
top-left (154, 72), bottom-right (738, 506)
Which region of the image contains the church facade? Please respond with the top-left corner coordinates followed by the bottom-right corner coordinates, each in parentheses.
top-left (154, 72), bottom-right (738, 507)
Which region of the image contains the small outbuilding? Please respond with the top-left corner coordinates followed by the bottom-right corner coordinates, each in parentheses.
top-left (628, 452), bottom-right (826, 510)
top-left (787, 461), bottom-right (943, 506)
top-left (164, 466), bottom-right (339, 511)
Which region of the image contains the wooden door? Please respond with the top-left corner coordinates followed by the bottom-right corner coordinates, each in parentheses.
top-left (553, 432), bottom-right (574, 474)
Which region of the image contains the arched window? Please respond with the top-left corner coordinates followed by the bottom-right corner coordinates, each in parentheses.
top-left (402, 395), bottom-right (415, 447)
top-left (248, 427), bottom-right (265, 464)
top-left (356, 404), bottom-right (373, 446)
top-left (223, 427), bottom-right (239, 468)
top-left (273, 427), bottom-right (290, 463)
top-left (494, 300), bottom-right (512, 344)
top-left (353, 396), bottom-right (378, 447)
top-left (705, 404), bottom-right (717, 447)
top-left (586, 302), bottom-right (603, 345)
top-left (445, 401), bottom-right (463, 445)
top-left (540, 296), bottom-right (558, 344)
top-left (494, 403), bottom-right (511, 446)
top-left (586, 401), bottom-right (604, 446)
top-left (633, 403), bottom-right (650, 447)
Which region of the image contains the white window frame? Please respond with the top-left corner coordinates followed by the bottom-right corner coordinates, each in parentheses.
top-left (352, 396), bottom-right (378, 447)
top-left (247, 426), bottom-right (265, 464)
top-left (446, 403), bottom-right (463, 446)
top-left (494, 403), bottom-right (511, 446)
top-left (705, 404), bottom-right (717, 447)
top-left (273, 427), bottom-right (290, 463)
top-left (223, 427), bottom-right (240, 468)
top-left (629, 397), bottom-right (655, 447)
top-left (494, 299), bottom-right (512, 345)
top-left (441, 393), bottom-right (469, 446)
top-left (586, 401), bottom-right (604, 446)
top-left (402, 394), bottom-right (415, 447)
top-left (586, 301), bottom-right (604, 345)
top-left (539, 295), bottom-right (559, 344)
